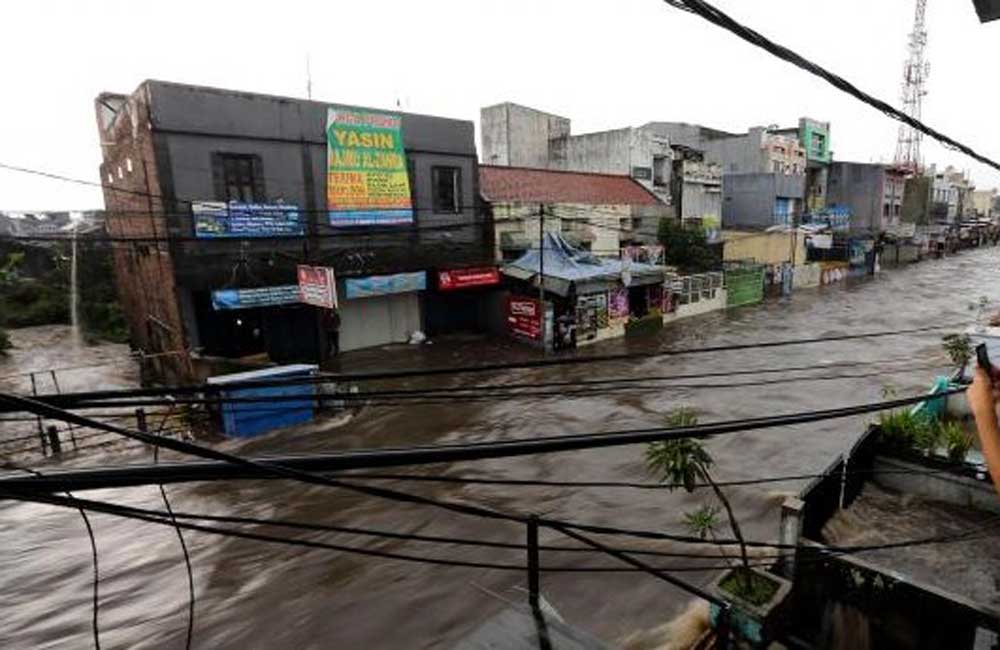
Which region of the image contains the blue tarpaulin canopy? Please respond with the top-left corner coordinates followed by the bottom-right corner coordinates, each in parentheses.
top-left (501, 232), bottom-right (664, 296)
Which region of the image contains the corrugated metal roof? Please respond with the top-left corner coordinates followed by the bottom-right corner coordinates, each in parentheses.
top-left (481, 165), bottom-right (663, 206)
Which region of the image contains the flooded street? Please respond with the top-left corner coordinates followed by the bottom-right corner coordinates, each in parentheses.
top-left (1, 247), bottom-right (999, 649)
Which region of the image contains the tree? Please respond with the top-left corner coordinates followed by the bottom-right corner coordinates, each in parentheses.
top-left (0, 327), bottom-right (9, 354)
top-left (645, 408), bottom-right (751, 580)
top-left (657, 218), bottom-right (719, 273)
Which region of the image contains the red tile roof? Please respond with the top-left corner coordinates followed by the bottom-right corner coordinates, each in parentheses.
top-left (479, 165), bottom-right (663, 206)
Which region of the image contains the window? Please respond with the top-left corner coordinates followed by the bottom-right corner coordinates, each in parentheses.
top-left (432, 166), bottom-right (461, 213)
top-left (653, 156), bottom-right (668, 188)
top-left (772, 161), bottom-right (782, 173)
top-left (212, 153), bottom-right (265, 202)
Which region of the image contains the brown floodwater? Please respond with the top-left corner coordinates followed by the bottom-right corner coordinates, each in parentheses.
top-left (0, 247), bottom-right (997, 649)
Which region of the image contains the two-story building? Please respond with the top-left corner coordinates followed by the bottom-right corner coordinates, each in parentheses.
top-left (826, 162), bottom-right (908, 233)
top-left (95, 80), bottom-right (494, 383)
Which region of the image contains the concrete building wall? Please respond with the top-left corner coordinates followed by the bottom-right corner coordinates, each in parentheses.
top-left (827, 162), bottom-right (888, 233)
top-left (480, 102), bottom-right (570, 168)
top-left (902, 175), bottom-right (933, 225)
top-left (704, 128), bottom-right (763, 174)
top-left (972, 189), bottom-right (998, 218)
top-left (141, 80), bottom-right (487, 290)
top-left (722, 173), bottom-right (805, 228)
top-left (722, 230), bottom-right (808, 267)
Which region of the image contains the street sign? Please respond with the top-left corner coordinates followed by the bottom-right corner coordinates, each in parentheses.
top-left (297, 265), bottom-right (338, 309)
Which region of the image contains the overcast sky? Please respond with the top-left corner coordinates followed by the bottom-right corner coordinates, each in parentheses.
top-left (1, 0), bottom-right (997, 211)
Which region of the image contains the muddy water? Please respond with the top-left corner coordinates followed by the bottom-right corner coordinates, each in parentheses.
top-left (0, 248), bottom-right (998, 649)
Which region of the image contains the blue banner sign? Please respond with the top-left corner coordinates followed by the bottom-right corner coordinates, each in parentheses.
top-left (211, 285), bottom-right (301, 311)
top-left (344, 271), bottom-right (426, 299)
top-left (193, 201), bottom-right (304, 238)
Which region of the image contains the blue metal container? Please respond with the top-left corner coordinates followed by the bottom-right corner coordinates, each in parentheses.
top-left (207, 364), bottom-right (318, 438)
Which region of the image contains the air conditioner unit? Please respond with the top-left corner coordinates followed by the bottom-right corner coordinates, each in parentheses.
top-left (974, 0), bottom-right (1000, 22)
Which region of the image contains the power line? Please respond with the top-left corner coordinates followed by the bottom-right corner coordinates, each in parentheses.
top-left (2, 463), bottom-right (101, 649)
top-left (8, 324), bottom-right (962, 411)
top-left (0, 387), bottom-right (965, 494)
top-left (661, 0), bottom-right (1000, 173)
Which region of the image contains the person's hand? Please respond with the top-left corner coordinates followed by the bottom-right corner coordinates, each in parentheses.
top-left (968, 366), bottom-right (1000, 429)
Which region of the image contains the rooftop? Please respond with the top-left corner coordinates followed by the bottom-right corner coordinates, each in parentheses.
top-left (480, 166), bottom-right (663, 206)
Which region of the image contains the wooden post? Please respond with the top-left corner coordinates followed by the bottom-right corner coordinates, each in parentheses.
top-left (527, 515), bottom-right (540, 611)
top-left (29, 373), bottom-right (47, 456)
top-left (49, 370), bottom-right (77, 450)
top-left (46, 425), bottom-right (62, 456)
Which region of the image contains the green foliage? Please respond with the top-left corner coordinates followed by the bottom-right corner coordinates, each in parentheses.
top-left (877, 410), bottom-right (937, 454)
top-left (0, 327), bottom-right (10, 354)
top-left (719, 568), bottom-right (780, 607)
top-left (657, 218), bottom-right (719, 273)
top-left (684, 504), bottom-right (721, 540)
top-left (939, 421), bottom-right (973, 463)
top-left (0, 252), bottom-right (23, 284)
top-left (646, 438), bottom-right (713, 493)
top-left (941, 333), bottom-right (973, 370)
top-left (0, 240), bottom-right (127, 343)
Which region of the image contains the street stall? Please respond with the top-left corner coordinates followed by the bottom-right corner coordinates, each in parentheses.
top-left (501, 233), bottom-right (667, 349)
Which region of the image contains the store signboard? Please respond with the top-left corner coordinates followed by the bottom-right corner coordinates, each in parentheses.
top-left (211, 285), bottom-right (301, 311)
top-left (326, 107), bottom-right (414, 226)
top-left (297, 265), bottom-right (338, 309)
top-left (193, 201), bottom-right (304, 238)
top-left (344, 271), bottom-right (426, 299)
top-left (437, 267), bottom-right (500, 291)
top-left (508, 296), bottom-right (542, 340)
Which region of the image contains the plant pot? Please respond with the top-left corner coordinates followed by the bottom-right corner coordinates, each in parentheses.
top-left (708, 567), bottom-right (792, 648)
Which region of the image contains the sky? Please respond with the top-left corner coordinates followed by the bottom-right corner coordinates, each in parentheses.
top-left (1, 0), bottom-right (998, 211)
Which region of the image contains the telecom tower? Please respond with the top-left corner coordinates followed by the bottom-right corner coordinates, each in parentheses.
top-left (893, 0), bottom-right (930, 172)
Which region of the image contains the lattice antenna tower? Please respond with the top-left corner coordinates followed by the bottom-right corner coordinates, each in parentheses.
top-left (893, 0), bottom-right (930, 172)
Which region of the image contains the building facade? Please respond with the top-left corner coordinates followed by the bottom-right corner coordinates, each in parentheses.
top-left (479, 166), bottom-right (667, 261)
top-left (481, 103), bottom-right (673, 206)
top-left (649, 123), bottom-right (808, 229)
top-left (96, 80), bottom-right (493, 382)
top-left (826, 162), bottom-right (907, 233)
top-left (776, 118), bottom-right (832, 215)
top-left (971, 189), bottom-right (997, 219)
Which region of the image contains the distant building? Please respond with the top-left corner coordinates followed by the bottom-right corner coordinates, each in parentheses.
top-left (971, 189), bottom-right (997, 219)
top-left (96, 80), bottom-right (494, 382)
top-left (480, 103), bottom-right (672, 206)
top-left (774, 118), bottom-right (832, 215)
top-left (826, 162), bottom-right (907, 233)
top-left (649, 123), bottom-right (808, 229)
top-left (479, 165), bottom-right (667, 261)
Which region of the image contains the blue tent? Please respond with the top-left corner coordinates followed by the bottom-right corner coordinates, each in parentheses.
top-left (502, 232), bottom-right (665, 296)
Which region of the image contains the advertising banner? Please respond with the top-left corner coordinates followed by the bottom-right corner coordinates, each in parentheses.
top-left (326, 107), bottom-right (413, 226)
top-left (344, 271), bottom-right (426, 300)
top-left (193, 201), bottom-right (303, 238)
top-left (609, 287), bottom-right (630, 320)
top-left (211, 286), bottom-right (301, 311)
top-left (437, 267), bottom-right (500, 291)
top-left (508, 296), bottom-right (542, 340)
top-left (297, 265), bottom-right (338, 309)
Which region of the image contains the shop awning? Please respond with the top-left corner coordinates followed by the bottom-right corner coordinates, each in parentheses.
top-left (502, 232), bottom-right (665, 297)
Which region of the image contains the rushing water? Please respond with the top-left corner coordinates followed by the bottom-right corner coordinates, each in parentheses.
top-left (0, 248), bottom-right (998, 649)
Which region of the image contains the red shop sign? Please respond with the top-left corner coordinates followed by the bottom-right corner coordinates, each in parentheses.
top-left (438, 267), bottom-right (501, 291)
top-left (507, 296), bottom-right (541, 340)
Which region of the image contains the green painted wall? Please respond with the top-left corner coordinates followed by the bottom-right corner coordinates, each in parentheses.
top-left (800, 120), bottom-right (832, 164)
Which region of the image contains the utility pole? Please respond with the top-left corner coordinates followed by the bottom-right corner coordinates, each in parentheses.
top-left (306, 53), bottom-right (313, 100)
top-left (538, 204), bottom-right (545, 351)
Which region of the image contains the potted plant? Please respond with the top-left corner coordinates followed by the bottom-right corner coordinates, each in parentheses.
top-left (646, 408), bottom-right (791, 647)
top-left (939, 420), bottom-right (973, 463)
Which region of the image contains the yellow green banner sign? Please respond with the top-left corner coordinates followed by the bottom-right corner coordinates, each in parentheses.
top-left (326, 107), bottom-right (413, 226)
